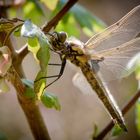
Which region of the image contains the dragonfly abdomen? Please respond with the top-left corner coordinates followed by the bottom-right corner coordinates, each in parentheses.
top-left (80, 63), bottom-right (127, 131)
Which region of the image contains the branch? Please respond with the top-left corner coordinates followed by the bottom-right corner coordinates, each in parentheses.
top-left (94, 90), bottom-right (140, 140)
top-left (42, 0), bottom-right (78, 32)
top-left (17, 0), bottom-right (78, 61)
top-left (6, 66), bottom-right (51, 140)
top-left (0, 7), bottom-right (51, 140)
top-left (16, 44), bottom-right (29, 64)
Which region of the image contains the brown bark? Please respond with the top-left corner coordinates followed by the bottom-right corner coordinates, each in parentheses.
top-left (0, 6), bottom-right (51, 140)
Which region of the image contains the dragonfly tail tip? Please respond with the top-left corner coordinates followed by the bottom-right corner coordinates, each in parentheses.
top-left (123, 126), bottom-right (128, 132)
top-left (120, 124), bottom-right (128, 132)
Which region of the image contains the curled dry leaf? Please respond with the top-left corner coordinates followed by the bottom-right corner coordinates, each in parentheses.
top-left (0, 46), bottom-right (12, 77)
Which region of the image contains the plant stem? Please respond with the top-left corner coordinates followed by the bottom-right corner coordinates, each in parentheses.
top-left (6, 66), bottom-right (51, 140)
top-left (94, 90), bottom-right (140, 140)
top-left (0, 6), bottom-right (51, 140)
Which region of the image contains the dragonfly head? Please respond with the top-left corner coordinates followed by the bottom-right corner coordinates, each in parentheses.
top-left (48, 31), bottom-right (68, 52)
top-left (56, 31), bottom-right (67, 43)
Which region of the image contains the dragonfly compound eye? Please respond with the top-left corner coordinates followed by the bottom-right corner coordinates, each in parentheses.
top-left (58, 31), bottom-right (67, 43)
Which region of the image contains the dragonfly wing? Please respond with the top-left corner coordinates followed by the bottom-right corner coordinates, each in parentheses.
top-left (85, 5), bottom-right (140, 52)
top-left (90, 37), bottom-right (140, 81)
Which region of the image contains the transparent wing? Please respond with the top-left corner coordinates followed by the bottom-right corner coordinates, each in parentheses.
top-left (84, 5), bottom-right (140, 52)
top-left (90, 38), bottom-right (140, 81)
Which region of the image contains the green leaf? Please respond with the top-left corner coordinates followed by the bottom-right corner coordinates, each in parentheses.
top-left (28, 37), bottom-right (40, 60)
top-left (22, 79), bottom-right (35, 99)
top-left (136, 98), bottom-right (140, 136)
top-left (56, 14), bottom-right (80, 37)
top-left (21, 20), bottom-right (50, 62)
top-left (50, 0), bottom-right (63, 17)
top-left (36, 37), bottom-right (50, 70)
top-left (0, 19), bottom-right (14, 32)
top-left (0, 78), bottom-right (10, 93)
top-left (92, 124), bottom-right (98, 139)
top-left (41, 0), bottom-right (59, 10)
top-left (111, 124), bottom-right (124, 137)
top-left (23, 0), bottom-right (45, 24)
top-left (71, 4), bottom-right (106, 34)
top-left (41, 92), bottom-right (61, 110)
top-left (7, 8), bottom-right (17, 19)
top-left (21, 20), bottom-right (50, 99)
top-left (13, 27), bottom-right (21, 37)
top-left (34, 71), bottom-right (47, 99)
top-left (62, 12), bottom-right (71, 24)
top-left (24, 86), bottom-right (35, 99)
top-left (52, 0), bottom-right (106, 37)
top-left (28, 37), bottom-right (50, 97)
top-left (0, 131), bottom-right (7, 140)
top-left (34, 37), bottom-right (50, 99)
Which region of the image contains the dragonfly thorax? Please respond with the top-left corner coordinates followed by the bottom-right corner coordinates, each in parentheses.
top-left (62, 42), bottom-right (89, 66)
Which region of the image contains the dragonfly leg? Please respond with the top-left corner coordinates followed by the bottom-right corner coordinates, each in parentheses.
top-left (42, 63), bottom-right (62, 79)
top-left (44, 58), bottom-right (66, 89)
top-left (34, 63), bottom-right (62, 82)
top-left (48, 63), bottom-right (62, 66)
top-left (35, 57), bottom-right (66, 90)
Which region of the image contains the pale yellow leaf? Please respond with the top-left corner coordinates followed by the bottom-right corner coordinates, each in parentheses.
top-left (41, 0), bottom-right (58, 10)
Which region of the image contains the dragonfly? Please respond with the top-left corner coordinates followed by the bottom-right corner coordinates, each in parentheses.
top-left (40, 5), bottom-right (140, 131)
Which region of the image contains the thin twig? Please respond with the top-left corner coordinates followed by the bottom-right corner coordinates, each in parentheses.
top-left (94, 90), bottom-right (140, 140)
top-left (17, 0), bottom-right (78, 61)
top-left (42, 0), bottom-right (78, 32)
